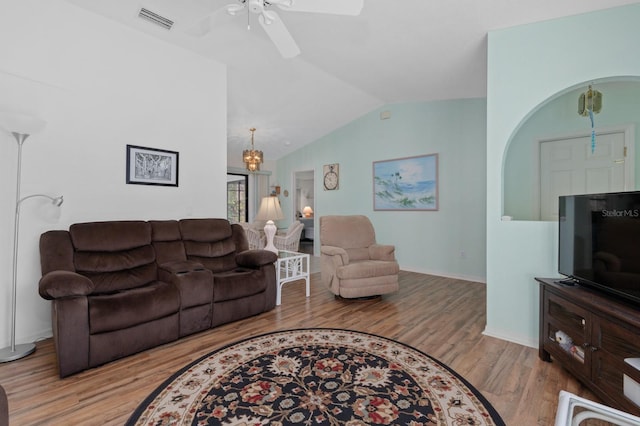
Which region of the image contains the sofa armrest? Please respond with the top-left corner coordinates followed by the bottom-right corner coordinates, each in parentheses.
top-left (369, 244), bottom-right (396, 261)
top-left (321, 245), bottom-right (349, 265)
top-left (39, 271), bottom-right (95, 300)
top-left (236, 249), bottom-right (278, 268)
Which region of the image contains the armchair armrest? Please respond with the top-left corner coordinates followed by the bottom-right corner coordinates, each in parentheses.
top-left (39, 270), bottom-right (95, 300)
top-left (321, 245), bottom-right (349, 265)
top-left (369, 244), bottom-right (396, 261)
top-left (236, 249), bottom-right (278, 268)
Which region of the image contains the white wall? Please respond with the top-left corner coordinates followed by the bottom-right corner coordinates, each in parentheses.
top-left (0, 0), bottom-right (227, 347)
top-left (486, 4), bottom-right (640, 347)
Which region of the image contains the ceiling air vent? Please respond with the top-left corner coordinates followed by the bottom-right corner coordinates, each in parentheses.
top-left (138, 8), bottom-right (174, 30)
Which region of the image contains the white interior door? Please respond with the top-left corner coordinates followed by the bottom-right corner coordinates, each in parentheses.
top-left (540, 131), bottom-right (628, 221)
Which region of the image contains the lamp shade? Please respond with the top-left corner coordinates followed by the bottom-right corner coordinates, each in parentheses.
top-left (302, 206), bottom-right (313, 217)
top-left (255, 196), bottom-right (284, 221)
top-left (0, 111), bottom-right (46, 135)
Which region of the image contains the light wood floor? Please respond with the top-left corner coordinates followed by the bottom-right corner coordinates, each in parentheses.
top-left (0, 270), bottom-right (600, 425)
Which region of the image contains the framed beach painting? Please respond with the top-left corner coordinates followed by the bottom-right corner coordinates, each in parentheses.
top-left (373, 153), bottom-right (438, 211)
top-left (126, 145), bottom-right (179, 187)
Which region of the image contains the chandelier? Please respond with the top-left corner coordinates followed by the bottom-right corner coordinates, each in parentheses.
top-left (242, 127), bottom-right (263, 172)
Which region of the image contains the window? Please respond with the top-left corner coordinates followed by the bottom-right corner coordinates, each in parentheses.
top-left (227, 173), bottom-right (248, 223)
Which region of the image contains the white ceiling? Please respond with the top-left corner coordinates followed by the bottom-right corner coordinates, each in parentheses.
top-left (66, 0), bottom-right (639, 163)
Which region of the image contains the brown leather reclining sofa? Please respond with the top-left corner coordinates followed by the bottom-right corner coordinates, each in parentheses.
top-left (38, 218), bottom-right (277, 377)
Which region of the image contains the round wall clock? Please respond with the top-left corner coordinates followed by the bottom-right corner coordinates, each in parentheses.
top-left (323, 163), bottom-right (339, 190)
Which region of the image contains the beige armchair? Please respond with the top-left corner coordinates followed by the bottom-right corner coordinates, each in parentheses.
top-left (274, 220), bottom-right (304, 252)
top-left (320, 215), bottom-right (399, 298)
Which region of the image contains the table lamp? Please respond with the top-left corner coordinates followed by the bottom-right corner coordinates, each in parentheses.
top-left (255, 196), bottom-right (284, 254)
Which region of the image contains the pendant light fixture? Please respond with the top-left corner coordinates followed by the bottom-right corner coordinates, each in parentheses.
top-left (578, 84), bottom-right (603, 154)
top-left (242, 127), bottom-right (263, 172)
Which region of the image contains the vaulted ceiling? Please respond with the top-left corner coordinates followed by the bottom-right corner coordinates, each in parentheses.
top-left (66, 0), bottom-right (640, 163)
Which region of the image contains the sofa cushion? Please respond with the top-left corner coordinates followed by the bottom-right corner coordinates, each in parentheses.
top-left (180, 219), bottom-right (240, 273)
top-left (150, 220), bottom-right (187, 265)
top-left (89, 281), bottom-right (180, 334)
top-left (70, 221), bottom-right (157, 293)
top-left (212, 269), bottom-right (267, 302)
top-left (70, 221), bottom-right (151, 251)
top-left (180, 218), bottom-right (232, 242)
top-left (76, 248), bottom-right (157, 294)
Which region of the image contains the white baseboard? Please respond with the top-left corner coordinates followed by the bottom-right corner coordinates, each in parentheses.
top-left (400, 265), bottom-right (486, 284)
top-left (483, 326), bottom-right (538, 348)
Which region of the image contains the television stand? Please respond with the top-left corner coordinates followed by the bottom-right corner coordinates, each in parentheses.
top-left (537, 277), bottom-right (640, 415)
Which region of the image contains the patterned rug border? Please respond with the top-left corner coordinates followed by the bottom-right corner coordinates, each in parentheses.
top-left (126, 327), bottom-right (505, 425)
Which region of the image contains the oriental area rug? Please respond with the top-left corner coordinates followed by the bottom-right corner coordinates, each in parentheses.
top-left (126, 328), bottom-right (505, 425)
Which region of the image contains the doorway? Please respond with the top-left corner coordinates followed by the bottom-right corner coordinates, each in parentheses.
top-left (294, 170), bottom-right (315, 254)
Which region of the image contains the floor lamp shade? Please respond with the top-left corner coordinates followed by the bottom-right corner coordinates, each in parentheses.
top-left (0, 112), bottom-right (63, 363)
top-left (0, 111), bottom-right (46, 136)
top-left (255, 196), bottom-right (284, 254)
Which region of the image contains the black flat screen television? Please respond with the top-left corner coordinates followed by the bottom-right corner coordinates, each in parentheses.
top-left (559, 190), bottom-right (640, 305)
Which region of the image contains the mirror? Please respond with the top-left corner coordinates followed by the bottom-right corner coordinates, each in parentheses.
top-left (503, 78), bottom-right (640, 221)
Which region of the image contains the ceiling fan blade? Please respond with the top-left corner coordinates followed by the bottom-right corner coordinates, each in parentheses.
top-left (274, 0), bottom-right (363, 16)
top-left (258, 11), bottom-right (300, 58)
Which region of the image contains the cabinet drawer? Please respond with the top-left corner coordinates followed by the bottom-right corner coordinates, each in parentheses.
top-left (545, 293), bottom-right (589, 344)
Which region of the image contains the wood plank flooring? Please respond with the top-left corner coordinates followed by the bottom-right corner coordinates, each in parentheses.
top-left (0, 270), bottom-right (601, 425)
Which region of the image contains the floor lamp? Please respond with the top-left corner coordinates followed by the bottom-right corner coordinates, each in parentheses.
top-left (255, 196), bottom-right (284, 254)
top-left (0, 112), bottom-right (64, 362)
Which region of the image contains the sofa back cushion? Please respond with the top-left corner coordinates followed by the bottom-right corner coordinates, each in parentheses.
top-left (179, 219), bottom-right (239, 273)
top-left (150, 220), bottom-right (187, 265)
top-left (70, 221), bottom-right (157, 293)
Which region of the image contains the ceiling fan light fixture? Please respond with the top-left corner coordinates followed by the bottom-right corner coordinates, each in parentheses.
top-left (226, 3), bottom-right (245, 16)
top-left (262, 10), bottom-right (277, 25)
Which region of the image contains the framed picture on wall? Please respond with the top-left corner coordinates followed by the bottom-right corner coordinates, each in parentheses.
top-left (126, 145), bottom-right (179, 187)
top-left (373, 153), bottom-right (438, 211)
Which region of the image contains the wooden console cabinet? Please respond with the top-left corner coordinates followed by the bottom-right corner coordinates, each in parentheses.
top-left (538, 277), bottom-right (640, 415)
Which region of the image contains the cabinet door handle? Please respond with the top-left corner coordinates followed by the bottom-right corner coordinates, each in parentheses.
top-left (590, 346), bottom-right (599, 352)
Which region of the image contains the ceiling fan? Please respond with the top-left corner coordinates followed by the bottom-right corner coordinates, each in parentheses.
top-left (187, 0), bottom-right (364, 58)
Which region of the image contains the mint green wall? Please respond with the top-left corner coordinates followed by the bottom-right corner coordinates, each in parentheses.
top-left (487, 4), bottom-right (640, 346)
top-left (504, 80), bottom-right (640, 220)
top-left (276, 99), bottom-right (487, 282)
